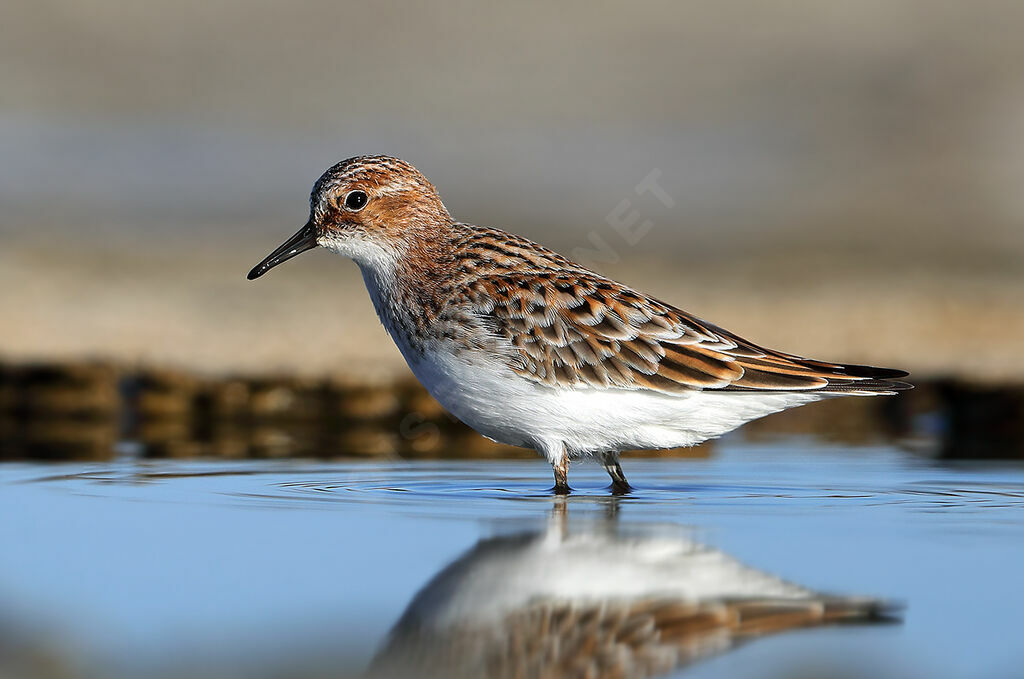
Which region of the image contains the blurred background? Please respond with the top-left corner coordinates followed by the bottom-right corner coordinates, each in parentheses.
top-left (3, 2), bottom-right (1024, 679)
top-left (2, 0), bottom-right (1022, 378)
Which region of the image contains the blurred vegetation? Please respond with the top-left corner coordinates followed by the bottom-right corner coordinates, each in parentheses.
top-left (1, 361), bottom-right (1021, 462)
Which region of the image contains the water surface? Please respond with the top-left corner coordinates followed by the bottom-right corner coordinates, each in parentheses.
top-left (2, 441), bottom-right (1023, 678)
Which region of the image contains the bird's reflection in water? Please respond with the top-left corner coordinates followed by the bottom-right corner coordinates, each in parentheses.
top-left (368, 499), bottom-right (900, 679)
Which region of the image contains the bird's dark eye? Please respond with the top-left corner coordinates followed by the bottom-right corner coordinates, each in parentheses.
top-left (343, 190), bottom-right (368, 211)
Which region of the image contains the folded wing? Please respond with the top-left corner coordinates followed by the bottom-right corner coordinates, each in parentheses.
top-left (461, 271), bottom-right (910, 396)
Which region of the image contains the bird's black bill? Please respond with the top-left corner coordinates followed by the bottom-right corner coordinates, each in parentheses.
top-left (247, 222), bottom-right (318, 280)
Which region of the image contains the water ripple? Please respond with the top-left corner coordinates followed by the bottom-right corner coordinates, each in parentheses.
top-left (12, 456), bottom-right (1024, 518)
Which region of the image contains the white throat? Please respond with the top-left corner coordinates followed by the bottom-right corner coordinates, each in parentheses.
top-left (319, 234), bottom-right (420, 356)
top-left (318, 234), bottom-right (402, 273)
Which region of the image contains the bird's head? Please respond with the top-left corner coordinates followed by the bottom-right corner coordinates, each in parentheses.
top-left (247, 155), bottom-right (450, 280)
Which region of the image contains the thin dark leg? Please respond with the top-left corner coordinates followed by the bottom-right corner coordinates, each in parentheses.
top-left (551, 455), bottom-right (571, 495)
top-left (600, 453), bottom-right (632, 494)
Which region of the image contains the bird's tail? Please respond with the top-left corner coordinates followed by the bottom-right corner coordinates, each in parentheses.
top-left (719, 352), bottom-right (913, 395)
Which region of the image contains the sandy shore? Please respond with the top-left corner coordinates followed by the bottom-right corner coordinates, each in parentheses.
top-left (2, 234), bottom-right (1020, 382)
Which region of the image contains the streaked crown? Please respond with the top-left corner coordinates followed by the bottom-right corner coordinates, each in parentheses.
top-left (311, 155), bottom-right (446, 224)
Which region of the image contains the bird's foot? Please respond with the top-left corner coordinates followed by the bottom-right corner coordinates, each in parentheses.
top-left (608, 479), bottom-right (632, 495)
top-left (601, 456), bottom-right (632, 495)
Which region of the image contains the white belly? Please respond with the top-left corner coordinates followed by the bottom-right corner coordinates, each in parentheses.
top-left (404, 344), bottom-right (824, 460)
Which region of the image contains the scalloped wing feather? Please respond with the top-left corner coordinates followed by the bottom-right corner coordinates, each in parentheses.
top-left (460, 270), bottom-right (909, 396)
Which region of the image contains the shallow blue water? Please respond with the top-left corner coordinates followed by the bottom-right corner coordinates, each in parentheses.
top-left (2, 440), bottom-right (1024, 678)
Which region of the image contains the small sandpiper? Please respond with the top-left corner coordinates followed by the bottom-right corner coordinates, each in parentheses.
top-left (248, 155), bottom-right (910, 493)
